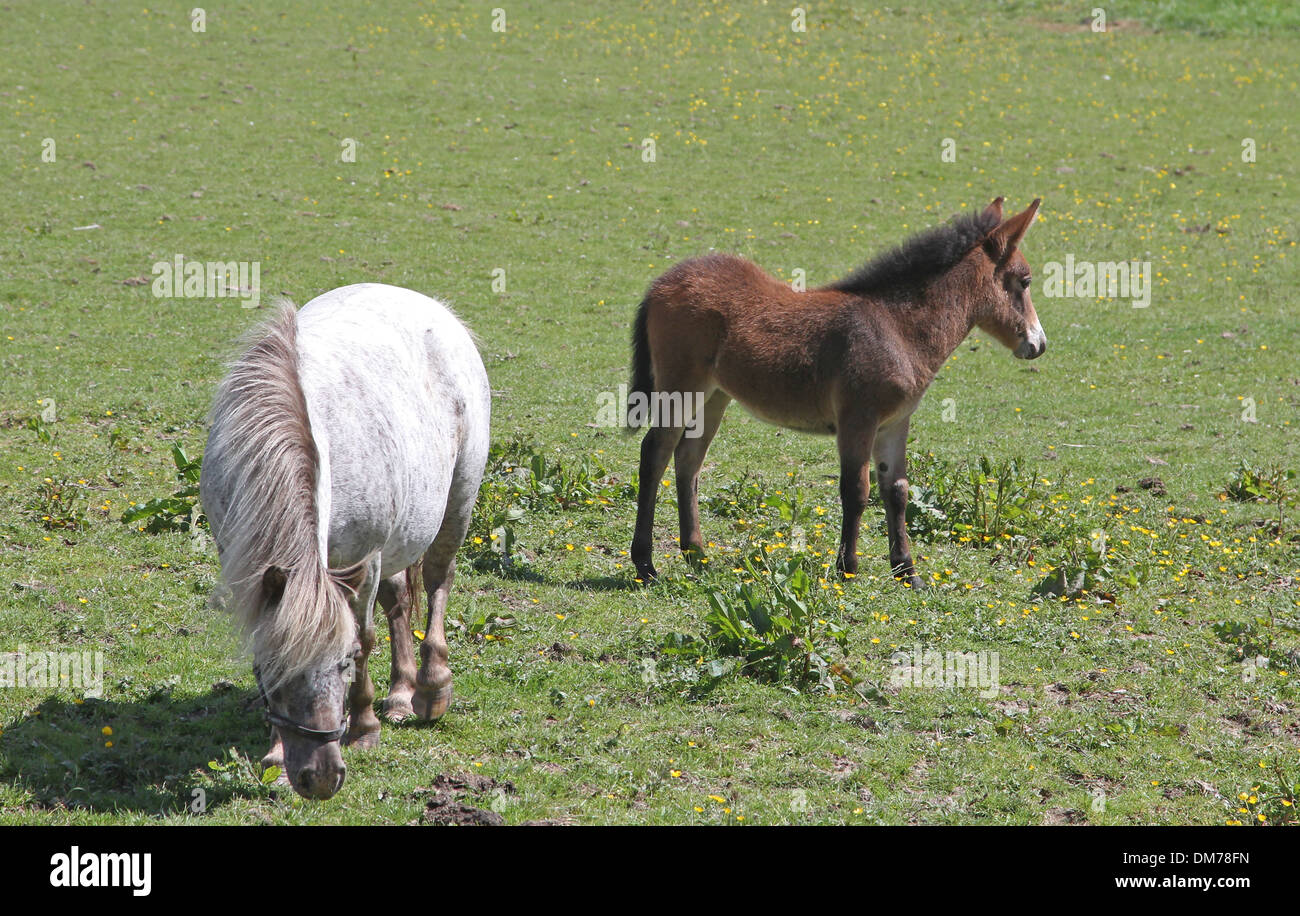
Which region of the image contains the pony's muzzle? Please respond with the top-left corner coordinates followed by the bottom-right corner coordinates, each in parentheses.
top-left (284, 736), bottom-right (347, 800)
top-left (1014, 324), bottom-right (1047, 360)
top-left (293, 762), bottom-right (346, 800)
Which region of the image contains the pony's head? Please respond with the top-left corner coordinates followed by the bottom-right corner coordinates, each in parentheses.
top-left (253, 562), bottom-right (363, 800)
top-left (970, 197), bottom-right (1047, 360)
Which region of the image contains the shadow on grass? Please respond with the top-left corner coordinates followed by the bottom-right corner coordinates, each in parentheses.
top-left (0, 685), bottom-right (276, 816)
top-left (563, 575), bottom-right (642, 593)
top-left (471, 562), bottom-right (643, 593)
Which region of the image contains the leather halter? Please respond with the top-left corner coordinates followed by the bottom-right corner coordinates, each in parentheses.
top-left (254, 663), bottom-right (349, 743)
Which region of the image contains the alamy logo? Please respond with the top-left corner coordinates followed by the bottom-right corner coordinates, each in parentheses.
top-left (151, 254), bottom-right (261, 308)
top-left (49, 847), bottom-right (151, 896)
top-left (0, 647), bottom-right (104, 697)
top-left (890, 647), bottom-right (1000, 699)
top-left (593, 383), bottom-right (705, 438)
top-left (1039, 255), bottom-right (1152, 308)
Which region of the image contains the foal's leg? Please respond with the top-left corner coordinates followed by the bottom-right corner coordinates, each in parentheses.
top-left (631, 422), bottom-right (687, 581)
top-left (674, 390), bottom-right (730, 567)
top-left (378, 566), bottom-right (419, 722)
top-left (835, 418), bottom-right (877, 577)
top-left (874, 416), bottom-right (924, 589)
top-left (343, 555), bottom-right (383, 749)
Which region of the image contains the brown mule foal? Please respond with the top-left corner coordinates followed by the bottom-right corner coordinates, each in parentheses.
top-left (628, 197), bottom-right (1046, 586)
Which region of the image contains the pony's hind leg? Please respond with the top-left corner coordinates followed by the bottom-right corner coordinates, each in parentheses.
top-left (673, 390), bottom-right (730, 567)
top-left (378, 566), bottom-right (420, 722)
top-left (412, 478), bottom-right (478, 721)
top-left (412, 550), bottom-right (457, 721)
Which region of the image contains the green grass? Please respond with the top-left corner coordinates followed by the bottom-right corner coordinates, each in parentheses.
top-left (0, 0), bottom-right (1296, 825)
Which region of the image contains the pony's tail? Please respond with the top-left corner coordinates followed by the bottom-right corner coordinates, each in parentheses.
top-left (627, 296), bottom-right (654, 432)
top-left (404, 559), bottom-right (423, 610)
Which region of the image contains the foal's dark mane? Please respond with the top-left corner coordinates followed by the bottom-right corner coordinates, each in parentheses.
top-left (827, 208), bottom-right (1000, 297)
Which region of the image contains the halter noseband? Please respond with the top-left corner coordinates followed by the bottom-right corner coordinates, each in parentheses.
top-left (254, 663), bottom-right (349, 743)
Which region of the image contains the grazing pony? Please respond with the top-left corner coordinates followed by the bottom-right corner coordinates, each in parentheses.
top-left (628, 197), bottom-right (1045, 585)
top-left (200, 283), bottom-right (490, 800)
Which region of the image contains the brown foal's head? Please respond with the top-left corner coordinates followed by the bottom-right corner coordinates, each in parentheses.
top-left (972, 197), bottom-right (1046, 360)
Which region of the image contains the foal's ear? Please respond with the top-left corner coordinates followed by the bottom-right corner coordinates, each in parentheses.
top-left (986, 198), bottom-right (1041, 261)
top-left (261, 565), bottom-right (288, 605)
top-left (981, 197), bottom-right (1005, 225)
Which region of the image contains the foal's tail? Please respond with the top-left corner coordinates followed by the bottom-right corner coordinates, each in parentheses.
top-left (627, 296), bottom-right (653, 431)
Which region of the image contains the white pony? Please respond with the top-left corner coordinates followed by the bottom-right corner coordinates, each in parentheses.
top-left (200, 283), bottom-right (490, 800)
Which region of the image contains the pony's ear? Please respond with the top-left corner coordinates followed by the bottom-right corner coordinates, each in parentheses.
top-left (261, 565), bottom-right (288, 606)
top-left (985, 198), bottom-right (1041, 262)
top-left (981, 197), bottom-right (1005, 225)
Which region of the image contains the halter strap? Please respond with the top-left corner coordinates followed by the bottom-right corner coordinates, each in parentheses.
top-left (254, 663), bottom-right (349, 743)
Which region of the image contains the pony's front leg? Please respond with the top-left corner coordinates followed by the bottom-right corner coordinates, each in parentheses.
top-left (261, 729), bottom-right (286, 774)
top-left (874, 417), bottom-right (924, 589)
top-left (343, 556), bottom-right (383, 749)
top-left (342, 623), bottom-right (382, 749)
top-left (835, 418), bottom-right (877, 577)
top-left (378, 567), bottom-right (419, 722)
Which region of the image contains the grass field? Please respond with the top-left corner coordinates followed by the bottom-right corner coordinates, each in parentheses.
top-left (0, 0), bottom-right (1297, 825)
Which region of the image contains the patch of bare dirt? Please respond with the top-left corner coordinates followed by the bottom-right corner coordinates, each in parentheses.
top-left (1044, 807), bottom-right (1088, 825)
top-left (414, 772), bottom-right (516, 826)
top-left (420, 796), bottom-right (505, 826)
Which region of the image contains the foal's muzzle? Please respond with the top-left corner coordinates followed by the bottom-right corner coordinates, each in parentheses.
top-left (1014, 324), bottom-right (1048, 360)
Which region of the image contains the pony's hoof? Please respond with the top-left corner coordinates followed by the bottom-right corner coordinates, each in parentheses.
top-left (412, 682), bottom-right (453, 722)
top-left (633, 563), bottom-right (658, 583)
top-left (261, 745), bottom-right (285, 771)
top-left (382, 693), bottom-right (415, 722)
top-left (342, 728), bottom-right (381, 750)
top-left (898, 575), bottom-right (927, 590)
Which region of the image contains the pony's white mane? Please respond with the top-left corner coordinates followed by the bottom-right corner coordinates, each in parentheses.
top-left (205, 300), bottom-right (356, 690)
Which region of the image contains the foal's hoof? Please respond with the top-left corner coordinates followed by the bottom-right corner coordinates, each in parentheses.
top-left (633, 563), bottom-right (658, 583)
top-left (412, 682), bottom-right (453, 722)
top-left (897, 575), bottom-right (927, 590)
